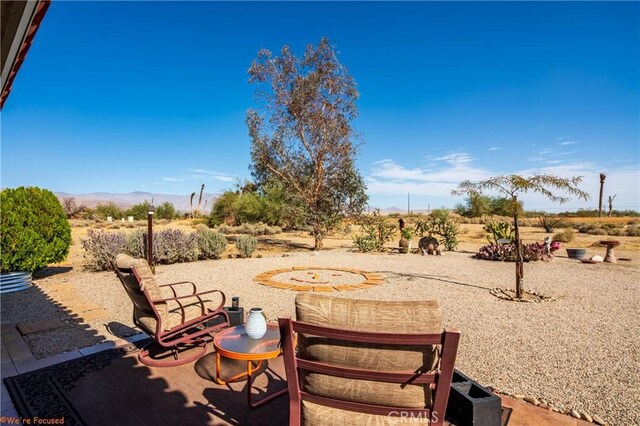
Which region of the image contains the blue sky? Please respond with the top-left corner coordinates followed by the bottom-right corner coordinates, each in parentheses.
top-left (2, 1), bottom-right (638, 211)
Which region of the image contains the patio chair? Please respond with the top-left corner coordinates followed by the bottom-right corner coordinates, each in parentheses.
top-left (113, 254), bottom-right (229, 367)
top-left (279, 293), bottom-right (460, 425)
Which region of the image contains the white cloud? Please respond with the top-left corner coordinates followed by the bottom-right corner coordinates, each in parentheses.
top-left (161, 169), bottom-right (237, 184)
top-left (560, 140), bottom-right (577, 146)
top-left (366, 154), bottom-right (640, 211)
top-left (367, 152), bottom-right (492, 197)
top-left (488, 146), bottom-right (502, 151)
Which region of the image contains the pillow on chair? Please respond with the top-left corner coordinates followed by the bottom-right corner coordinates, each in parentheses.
top-left (295, 293), bottom-right (443, 423)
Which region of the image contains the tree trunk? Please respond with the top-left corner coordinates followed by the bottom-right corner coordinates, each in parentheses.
top-left (314, 235), bottom-right (323, 250)
top-left (598, 173), bottom-right (606, 218)
top-left (513, 198), bottom-right (523, 299)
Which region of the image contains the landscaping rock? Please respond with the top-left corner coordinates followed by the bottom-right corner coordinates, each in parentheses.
top-left (571, 409), bottom-right (581, 419)
top-left (580, 411), bottom-right (593, 422)
top-left (592, 415), bottom-right (606, 425)
top-left (524, 396), bottom-right (539, 405)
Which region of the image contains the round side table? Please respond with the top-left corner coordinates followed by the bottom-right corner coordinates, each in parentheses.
top-left (213, 324), bottom-right (287, 408)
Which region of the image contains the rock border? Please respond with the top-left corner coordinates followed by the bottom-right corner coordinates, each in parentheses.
top-left (490, 288), bottom-right (556, 303)
top-left (253, 266), bottom-right (384, 292)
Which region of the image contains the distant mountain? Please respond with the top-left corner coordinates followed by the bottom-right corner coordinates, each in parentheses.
top-left (55, 191), bottom-right (219, 213)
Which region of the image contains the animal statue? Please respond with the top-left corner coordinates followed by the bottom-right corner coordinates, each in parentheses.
top-left (419, 236), bottom-right (440, 255)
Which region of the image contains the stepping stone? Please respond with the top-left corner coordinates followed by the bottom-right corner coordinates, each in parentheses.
top-left (16, 319), bottom-right (66, 336)
top-left (351, 284), bottom-right (378, 289)
top-left (333, 285), bottom-right (356, 292)
top-left (290, 285), bottom-right (311, 291)
top-left (363, 280), bottom-right (383, 285)
top-left (267, 282), bottom-right (294, 290)
top-left (312, 286), bottom-right (333, 292)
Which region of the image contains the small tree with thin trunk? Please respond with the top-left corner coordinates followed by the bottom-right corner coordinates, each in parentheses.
top-left (453, 175), bottom-right (589, 299)
top-left (246, 38), bottom-right (367, 249)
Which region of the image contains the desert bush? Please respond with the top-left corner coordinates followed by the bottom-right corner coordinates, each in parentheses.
top-left (152, 229), bottom-right (198, 264)
top-left (82, 230), bottom-right (129, 271)
top-left (215, 222), bottom-right (282, 236)
top-left (587, 228), bottom-right (608, 236)
top-left (352, 235), bottom-right (378, 253)
top-left (83, 229), bottom-right (198, 270)
top-left (352, 210), bottom-right (396, 252)
top-left (607, 228), bottom-right (625, 236)
top-left (1, 187), bottom-right (72, 273)
top-left (626, 225), bottom-right (640, 237)
top-left (552, 228), bottom-right (575, 243)
top-left (537, 215), bottom-right (567, 233)
top-left (197, 228), bottom-right (227, 259)
top-left (236, 235), bottom-right (257, 258)
top-left (576, 222), bottom-right (602, 234)
top-left (414, 210), bottom-right (460, 251)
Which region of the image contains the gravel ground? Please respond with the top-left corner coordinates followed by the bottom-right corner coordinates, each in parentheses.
top-left (2, 250), bottom-right (639, 425)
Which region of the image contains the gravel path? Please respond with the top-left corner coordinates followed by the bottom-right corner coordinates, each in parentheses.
top-left (2, 250), bottom-right (639, 425)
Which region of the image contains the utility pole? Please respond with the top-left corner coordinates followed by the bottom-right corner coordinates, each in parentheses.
top-left (407, 193), bottom-right (411, 215)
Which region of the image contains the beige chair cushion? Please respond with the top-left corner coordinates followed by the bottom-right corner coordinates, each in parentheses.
top-left (115, 253), bottom-right (136, 269)
top-left (129, 258), bottom-right (169, 330)
top-left (295, 293), bottom-right (442, 424)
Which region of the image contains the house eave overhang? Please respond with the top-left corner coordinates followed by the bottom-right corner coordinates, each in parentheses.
top-left (1, 0), bottom-right (51, 109)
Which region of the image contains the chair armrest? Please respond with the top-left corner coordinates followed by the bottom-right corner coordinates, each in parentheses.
top-left (151, 289), bottom-right (226, 325)
top-left (158, 281), bottom-right (197, 296)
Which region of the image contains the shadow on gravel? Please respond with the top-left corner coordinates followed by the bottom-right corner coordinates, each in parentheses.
top-left (105, 321), bottom-right (141, 339)
top-left (380, 271), bottom-right (493, 291)
top-left (32, 266), bottom-right (73, 279)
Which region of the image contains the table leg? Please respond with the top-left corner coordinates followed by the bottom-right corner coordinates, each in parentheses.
top-left (215, 352), bottom-right (252, 385)
top-left (247, 360), bottom-right (288, 408)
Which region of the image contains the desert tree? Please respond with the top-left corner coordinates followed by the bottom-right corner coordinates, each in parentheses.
top-left (453, 174), bottom-right (589, 299)
top-left (246, 37), bottom-right (367, 249)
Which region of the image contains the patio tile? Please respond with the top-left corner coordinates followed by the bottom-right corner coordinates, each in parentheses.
top-left (16, 318), bottom-right (66, 335)
top-left (78, 341), bottom-right (117, 357)
top-left (1, 325), bottom-right (34, 363)
top-left (1, 361), bottom-right (18, 378)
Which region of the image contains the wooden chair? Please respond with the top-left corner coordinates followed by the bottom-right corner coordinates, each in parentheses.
top-left (279, 293), bottom-right (460, 425)
top-left (113, 254), bottom-right (229, 367)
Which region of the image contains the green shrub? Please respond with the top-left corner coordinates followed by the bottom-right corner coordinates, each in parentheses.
top-left (352, 235), bottom-right (378, 253)
top-left (197, 228), bottom-right (227, 259)
top-left (352, 210), bottom-right (396, 252)
top-left (482, 221), bottom-right (515, 244)
top-left (552, 228), bottom-right (575, 243)
top-left (236, 235), bottom-right (257, 258)
top-left (1, 187), bottom-right (72, 273)
top-left (414, 210), bottom-right (460, 251)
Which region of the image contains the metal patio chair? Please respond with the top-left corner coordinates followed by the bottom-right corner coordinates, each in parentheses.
top-left (279, 293), bottom-right (460, 425)
top-left (114, 254), bottom-right (229, 367)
